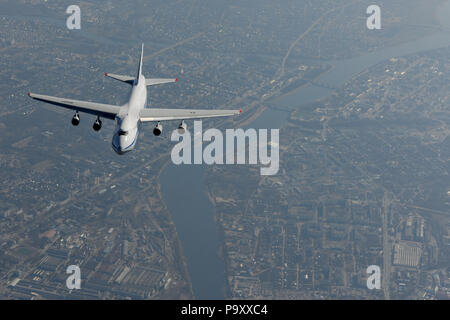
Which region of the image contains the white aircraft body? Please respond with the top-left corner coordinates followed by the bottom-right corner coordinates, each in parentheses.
top-left (28, 44), bottom-right (241, 154)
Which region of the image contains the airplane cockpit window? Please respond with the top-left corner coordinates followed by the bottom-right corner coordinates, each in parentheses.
top-left (118, 130), bottom-right (128, 136)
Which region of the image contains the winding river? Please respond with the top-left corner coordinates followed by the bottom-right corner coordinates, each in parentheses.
top-left (160, 2), bottom-right (450, 299)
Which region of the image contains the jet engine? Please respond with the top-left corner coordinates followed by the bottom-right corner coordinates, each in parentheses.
top-left (71, 113), bottom-right (80, 126)
top-left (177, 120), bottom-right (187, 134)
top-left (153, 122), bottom-right (162, 136)
top-left (93, 118), bottom-right (102, 131)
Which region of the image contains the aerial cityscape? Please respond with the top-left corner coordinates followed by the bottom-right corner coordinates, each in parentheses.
top-left (0, 0), bottom-right (449, 301)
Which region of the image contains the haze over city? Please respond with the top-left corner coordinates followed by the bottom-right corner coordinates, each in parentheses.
top-left (0, 0), bottom-right (449, 301)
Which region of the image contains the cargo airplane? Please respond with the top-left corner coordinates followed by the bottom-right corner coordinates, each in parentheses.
top-left (28, 44), bottom-right (241, 154)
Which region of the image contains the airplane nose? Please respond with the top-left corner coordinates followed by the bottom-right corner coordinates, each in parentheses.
top-left (120, 136), bottom-right (128, 148)
top-left (112, 134), bottom-right (122, 154)
top-left (112, 128), bottom-right (136, 154)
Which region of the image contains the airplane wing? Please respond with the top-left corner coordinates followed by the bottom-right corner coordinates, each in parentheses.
top-left (139, 108), bottom-right (242, 122)
top-left (28, 92), bottom-right (121, 120)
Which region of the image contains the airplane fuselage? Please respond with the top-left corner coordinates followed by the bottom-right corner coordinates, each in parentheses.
top-left (28, 43), bottom-right (241, 155)
top-left (111, 75), bottom-right (147, 155)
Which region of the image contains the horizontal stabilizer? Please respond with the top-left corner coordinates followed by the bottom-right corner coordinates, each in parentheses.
top-left (105, 73), bottom-right (135, 84)
top-left (146, 78), bottom-right (178, 86)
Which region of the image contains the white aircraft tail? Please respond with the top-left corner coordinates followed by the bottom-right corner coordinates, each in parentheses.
top-left (136, 43), bottom-right (144, 84)
top-left (105, 43), bottom-right (177, 86)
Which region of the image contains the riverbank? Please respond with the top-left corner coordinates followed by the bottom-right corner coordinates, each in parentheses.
top-left (156, 157), bottom-right (195, 299)
top-left (158, 0), bottom-right (450, 299)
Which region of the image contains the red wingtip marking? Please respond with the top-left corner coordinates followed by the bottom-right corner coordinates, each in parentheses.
top-left (105, 72), bottom-right (108, 76)
top-left (28, 92), bottom-right (30, 97)
top-left (175, 78), bottom-right (178, 82)
top-left (240, 109), bottom-right (242, 113)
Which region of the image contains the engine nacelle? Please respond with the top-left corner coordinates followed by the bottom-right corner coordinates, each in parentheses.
top-left (93, 118), bottom-right (102, 131)
top-left (71, 113), bottom-right (80, 126)
top-left (177, 120), bottom-right (187, 134)
top-left (153, 122), bottom-right (162, 136)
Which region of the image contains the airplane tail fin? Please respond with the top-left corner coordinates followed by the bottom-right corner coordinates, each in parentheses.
top-left (136, 43), bottom-right (144, 84)
top-left (135, 43), bottom-right (179, 87)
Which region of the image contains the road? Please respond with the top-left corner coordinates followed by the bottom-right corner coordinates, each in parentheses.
top-left (382, 192), bottom-right (391, 300)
